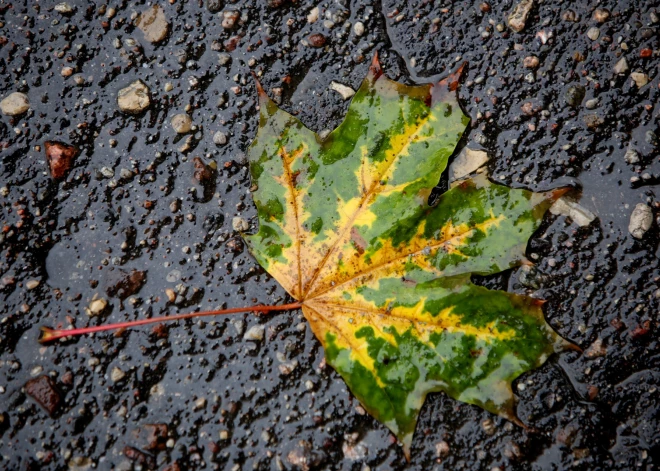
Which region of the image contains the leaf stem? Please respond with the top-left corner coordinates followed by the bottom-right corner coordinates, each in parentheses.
top-left (39, 302), bottom-right (303, 344)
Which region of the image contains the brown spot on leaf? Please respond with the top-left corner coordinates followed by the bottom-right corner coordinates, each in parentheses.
top-left (350, 227), bottom-right (367, 255)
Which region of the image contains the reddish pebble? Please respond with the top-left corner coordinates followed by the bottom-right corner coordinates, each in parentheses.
top-left (25, 375), bottom-right (63, 416)
top-left (631, 320), bottom-right (651, 340)
top-left (192, 157), bottom-right (214, 182)
top-left (308, 33), bottom-right (327, 47)
top-left (640, 48), bottom-right (652, 58)
top-left (45, 141), bottom-right (78, 180)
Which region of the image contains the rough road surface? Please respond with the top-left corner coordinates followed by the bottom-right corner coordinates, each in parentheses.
top-left (0, 1), bottom-right (658, 470)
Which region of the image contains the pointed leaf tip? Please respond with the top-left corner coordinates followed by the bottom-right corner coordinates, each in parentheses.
top-left (431, 61), bottom-right (467, 104)
top-left (548, 186), bottom-right (571, 201)
top-left (251, 72), bottom-right (269, 104)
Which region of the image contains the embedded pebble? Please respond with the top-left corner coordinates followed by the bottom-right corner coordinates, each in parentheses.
top-left (565, 85), bottom-right (585, 107)
top-left (279, 360), bottom-right (298, 375)
top-left (0, 92), bottom-right (30, 116)
top-left (171, 114), bottom-right (192, 134)
top-left (508, 0), bottom-right (533, 32)
top-left (629, 203), bottom-right (653, 239)
top-left (117, 81), bottom-right (151, 114)
top-left (87, 298), bottom-right (108, 316)
top-left (550, 197), bottom-right (596, 227)
top-left (54, 2), bottom-right (75, 14)
top-left (584, 338), bottom-right (607, 358)
top-left (222, 10), bottom-right (240, 29)
top-left (46, 141), bottom-right (78, 179)
top-left (194, 397), bottom-right (207, 410)
top-left (329, 81), bottom-right (356, 100)
top-left (585, 98), bottom-right (599, 110)
top-left (523, 55), bottom-right (539, 68)
top-left (586, 27), bottom-right (600, 40)
top-left (232, 217), bottom-right (249, 231)
top-left (110, 367), bottom-right (126, 383)
top-left (25, 375), bottom-right (62, 416)
top-left (631, 72), bottom-right (649, 88)
top-left (26, 279), bottom-right (40, 290)
top-left (244, 325), bottom-right (265, 341)
top-left (593, 8), bottom-right (610, 23)
top-left (624, 147), bottom-right (640, 164)
top-left (307, 7), bottom-right (319, 23)
top-left (218, 53), bottom-right (231, 65)
top-left (353, 21), bottom-right (365, 36)
top-left (614, 57), bottom-right (629, 75)
top-left (137, 5), bottom-right (169, 43)
top-left (213, 130), bottom-right (228, 145)
top-left (435, 440), bottom-right (450, 458)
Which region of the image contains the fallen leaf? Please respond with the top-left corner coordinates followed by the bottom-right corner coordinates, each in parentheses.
top-left (244, 54), bottom-right (574, 457)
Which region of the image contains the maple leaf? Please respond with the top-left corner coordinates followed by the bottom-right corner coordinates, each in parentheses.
top-left (38, 53), bottom-right (576, 460)
top-left (244, 54), bottom-right (575, 457)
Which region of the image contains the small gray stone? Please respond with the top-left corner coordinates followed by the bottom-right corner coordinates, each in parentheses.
top-left (232, 217), bottom-right (249, 232)
top-left (631, 72), bottom-right (649, 88)
top-left (0, 92), bottom-right (30, 116)
top-left (100, 166), bottom-right (115, 178)
top-left (278, 360), bottom-right (298, 375)
top-left (110, 367), bottom-right (125, 383)
top-left (166, 269), bottom-right (181, 283)
top-left (222, 10), bottom-right (240, 29)
top-left (54, 2), bottom-right (75, 14)
top-left (68, 457), bottom-right (93, 471)
top-left (614, 57), bottom-right (629, 75)
top-left (213, 131), bottom-right (228, 146)
top-left (586, 27), bottom-right (600, 40)
top-left (629, 203), bottom-right (653, 239)
top-left (550, 197), bottom-right (596, 227)
top-left (218, 53), bottom-right (231, 66)
top-left (244, 325), bottom-right (265, 341)
top-left (307, 7), bottom-right (319, 23)
top-left (565, 85), bottom-right (585, 107)
top-left (171, 114), bottom-right (192, 134)
top-left (585, 98), bottom-right (599, 109)
top-left (624, 147), bottom-right (640, 164)
top-left (329, 81), bottom-right (356, 100)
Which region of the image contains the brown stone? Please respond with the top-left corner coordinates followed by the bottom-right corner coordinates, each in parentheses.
top-left (105, 269), bottom-right (146, 299)
top-left (25, 375), bottom-right (63, 416)
top-left (133, 423), bottom-right (168, 451)
top-left (45, 141), bottom-right (78, 180)
top-left (137, 5), bottom-right (169, 43)
top-left (123, 446), bottom-right (155, 468)
top-left (308, 33), bottom-right (327, 47)
top-left (192, 157), bottom-right (213, 182)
